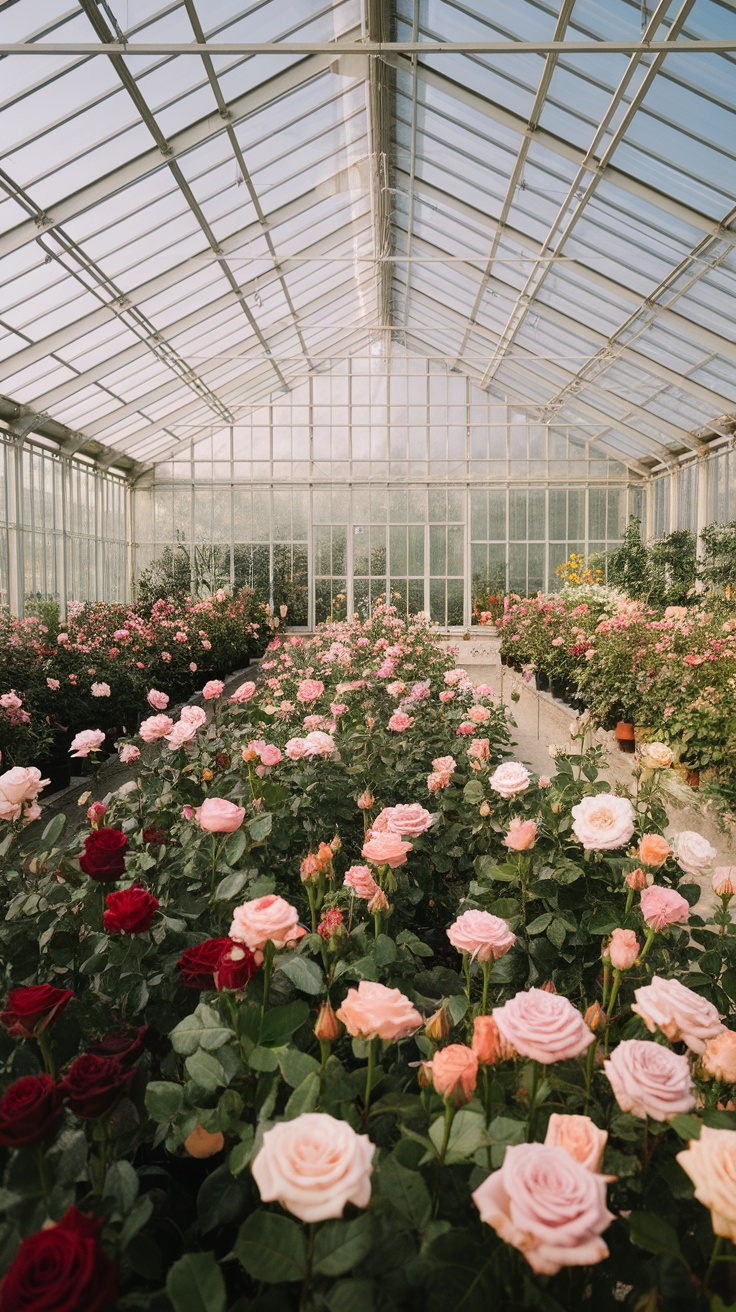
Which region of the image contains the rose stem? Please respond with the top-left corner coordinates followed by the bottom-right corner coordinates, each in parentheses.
top-left (525, 1060), bottom-right (540, 1141)
top-left (480, 960), bottom-right (491, 1015)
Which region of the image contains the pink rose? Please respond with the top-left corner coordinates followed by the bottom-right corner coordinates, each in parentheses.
top-left (181, 805), bottom-right (195, 820)
top-left (202, 680), bottom-right (224, 701)
top-left (336, 980), bottom-right (422, 1042)
top-left (493, 988), bottom-right (594, 1064)
top-left (432, 756), bottom-right (456, 775)
top-left (468, 705), bottom-right (490, 724)
top-left (46, 678), bottom-right (60, 691)
top-left (180, 705), bottom-right (207, 727)
top-left (147, 689), bottom-right (169, 711)
top-left (297, 679), bottom-right (324, 704)
top-left (544, 1114), bottom-right (608, 1172)
top-left (0, 767), bottom-right (50, 807)
top-left (677, 1127), bottom-right (736, 1243)
top-left (468, 738), bottom-right (490, 761)
top-left (387, 712), bottom-right (414, 733)
top-left (362, 832), bottom-right (412, 868)
top-left (344, 866), bottom-right (379, 899)
top-left (381, 804), bottom-right (433, 838)
top-left (259, 745), bottom-right (282, 767)
top-left (427, 772), bottom-right (451, 793)
top-left (504, 818), bottom-right (537, 852)
top-left (229, 894), bottom-right (301, 951)
top-left (198, 798), bottom-right (245, 834)
top-left (571, 794), bottom-right (635, 851)
top-left (472, 1143), bottom-right (613, 1275)
top-left (439, 690), bottom-right (455, 703)
top-left (230, 680), bottom-right (257, 703)
top-left (69, 729), bottom-right (106, 758)
top-left (447, 910), bottom-right (516, 963)
top-left (285, 737), bottom-right (309, 760)
top-left (138, 714), bottom-right (174, 743)
top-left (252, 1112), bottom-right (374, 1223)
top-left (118, 744), bottom-right (140, 764)
top-left (603, 1039), bottom-right (695, 1121)
top-left (430, 1045), bottom-right (478, 1107)
top-left (603, 928), bottom-right (639, 970)
top-left (631, 975), bottom-right (723, 1054)
top-left (489, 762), bottom-right (531, 800)
top-left (165, 719), bottom-right (200, 748)
top-left (90, 682), bottom-right (111, 697)
top-left (640, 885), bottom-right (690, 932)
top-left (304, 731), bottom-right (335, 757)
top-left (189, 662), bottom-right (197, 673)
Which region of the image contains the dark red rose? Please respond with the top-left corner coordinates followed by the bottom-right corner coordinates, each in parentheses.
top-left (86, 1026), bottom-right (147, 1070)
top-left (0, 1075), bottom-right (63, 1148)
top-left (142, 826), bottom-right (167, 845)
top-left (79, 828), bottom-right (127, 882)
top-left (177, 937), bottom-right (233, 989)
top-left (60, 1055), bottom-right (134, 1120)
top-left (215, 752), bottom-right (231, 770)
top-left (103, 884), bottom-right (159, 935)
top-left (214, 942), bottom-right (258, 992)
top-left (0, 1205), bottom-right (117, 1311)
top-left (0, 985), bottom-right (73, 1039)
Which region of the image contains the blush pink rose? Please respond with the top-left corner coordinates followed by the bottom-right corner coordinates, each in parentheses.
top-left (147, 689), bottom-right (169, 711)
top-left (91, 682), bottom-right (111, 698)
top-left (180, 705), bottom-right (207, 728)
top-left (489, 762), bottom-right (531, 800)
top-left (439, 690), bottom-right (455, 703)
top-left (229, 893), bottom-right (302, 951)
top-left (69, 729), bottom-right (106, 758)
top-left (571, 794), bottom-right (635, 851)
top-left (504, 818), bottom-right (537, 852)
top-left (603, 928), bottom-right (639, 970)
top-left (493, 989), bottom-right (594, 1064)
top-left (297, 679), bottom-right (324, 704)
top-left (677, 1127), bottom-right (736, 1243)
top-left (138, 714), bottom-right (174, 743)
top-left (468, 738), bottom-right (490, 762)
top-left (230, 680), bottom-right (257, 703)
top-left (672, 830), bottom-right (717, 877)
top-left (285, 737), bottom-right (309, 760)
top-left (198, 798), bottom-right (245, 833)
top-left (467, 705), bottom-right (490, 724)
top-left (433, 756), bottom-right (456, 775)
top-left (165, 719), bottom-right (199, 748)
top-left (252, 1112), bottom-right (374, 1222)
top-left (544, 1114), bottom-right (608, 1172)
top-left (118, 744), bottom-right (140, 764)
top-left (344, 865), bottom-right (379, 899)
top-left (631, 975), bottom-right (723, 1054)
top-left (604, 1038), bottom-right (695, 1120)
top-left (259, 745), bottom-right (282, 767)
top-left (472, 1143), bottom-right (613, 1275)
top-left (0, 767), bottom-right (50, 807)
top-left (304, 731), bottom-right (335, 757)
top-left (447, 910), bottom-right (516, 963)
top-left (202, 680), bottom-right (224, 700)
top-left (382, 804), bottom-right (433, 838)
top-left (361, 832), bottom-right (412, 868)
top-left (640, 885), bottom-right (690, 932)
top-left (336, 980), bottom-right (422, 1042)
top-left (387, 712), bottom-right (414, 732)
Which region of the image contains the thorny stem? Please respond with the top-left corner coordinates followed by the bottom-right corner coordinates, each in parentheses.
top-left (363, 1037), bottom-right (378, 1119)
top-left (438, 1101), bottom-right (456, 1166)
top-left (525, 1060), bottom-right (541, 1141)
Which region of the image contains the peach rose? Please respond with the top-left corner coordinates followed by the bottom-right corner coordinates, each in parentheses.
top-left (625, 868), bottom-right (648, 892)
top-left (603, 1039), bottom-right (695, 1121)
top-left (713, 868), bottom-right (736, 897)
top-left (432, 756), bottom-right (456, 775)
top-left (430, 1045), bottom-right (478, 1107)
top-left (147, 689), bottom-right (169, 711)
top-left (382, 803), bottom-right (433, 837)
top-left (503, 818), bottom-right (537, 852)
top-left (447, 909), bottom-right (516, 963)
top-left (297, 679), bottom-right (324, 704)
top-left (468, 705), bottom-right (490, 724)
top-left (69, 729), bottom-right (106, 758)
top-left (336, 980), bottom-right (422, 1042)
top-left (202, 680), bottom-right (224, 700)
top-left (701, 1030), bottom-right (736, 1083)
top-left (489, 762), bottom-right (531, 800)
top-left (198, 798), bottom-right (245, 833)
top-left (230, 680), bottom-right (257, 703)
top-left (493, 989), bottom-right (594, 1064)
top-left (677, 1127), bottom-right (736, 1241)
top-left (344, 865), bottom-right (379, 899)
top-left (640, 885), bottom-right (690, 932)
top-left (603, 928), bottom-right (639, 971)
top-left (631, 975), bottom-right (723, 1054)
top-left (639, 741), bottom-right (674, 770)
top-left (638, 833), bottom-right (672, 868)
top-left (471, 1015), bottom-right (514, 1065)
top-left (229, 893), bottom-right (301, 952)
top-left (673, 830), bottom-right (717, 877)
top-left (571, 794), bottom-right (635, 851)
top-left (184, 1124), bottom-right (225, 1158)
top-left (472, 1143), bottom-right (613, 1275)
top-left (362, 832), bottom-right (412, 868)
top-left (252, 1111), bottom-right (374, 1222)
top-left (544, 1114), bottom-right (608, 1173)
top-left (138, 714), bottom-right (174, 743)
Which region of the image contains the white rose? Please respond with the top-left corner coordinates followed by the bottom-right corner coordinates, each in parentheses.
top-left (571, 794), bottom-right (635, 851)
top-left (489, 761), bottom-right (531, 800)
top-left (673, 830), bottom-right (717, 877)
top-left (252, 1112), bottom-right (374, 1222)
top-left (631, 975), bottom-right (724, 1054)
top-left (677, 1127), bottom-right (736, 1241)
top-left (639, 741), bottom-right (674, 770)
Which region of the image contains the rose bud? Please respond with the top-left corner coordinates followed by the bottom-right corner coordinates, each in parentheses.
top-left (1, 984), bottom-right (73, 1039)
top-left (86, 801), bottom-right (107, 828)
top-left (215, 752), bottom-right (231, 770)
top-left (79, 828), bottom-right (127, 882)
top-left (584, 1001), bottom-right (607, 1033)
top-left (201, 768), bottom-right (214, 782)
top-left (60, 1054), bottom-right (134, 1120)
top-left (314, 999), bottom-right (341, 1044)
top-left (625, 867), bottom-right (648, 891)
top-left (479, 801), bottom-right (491, 817)
top-left (425, 1006), bottom-right (451, 1045)
top-left (331, 835), bottom-right (342, 854)
top-left (357, 789), bottom-right (374, 810)
top-left (103, 885), bottom-right (159, 935)
top-left (540, 980), bottom-right (557, 994)
top-left (184, 1123), bottom-right (225, 1159)
top-left (417, 1061), bottom-right (433, 1090)
top-left (602, 928), bottom-right (640, 970)
top-left (0, 1207), bottom-right (117, 1312)
top-left (713, 867), bottom-right (736, 898)
top-left (0, 1074), bottom-right (63, 1148)
top-left (214, 943), bottom-right (258, 992)
top-left (142, 826), bottom-right (167, 845)
top-left (701, 1030), bottom-right (736, 1083)
top-left (431, 1044), bottom-right (479, 1107)
top-left (471, 1015), bottom-right (514, 1066)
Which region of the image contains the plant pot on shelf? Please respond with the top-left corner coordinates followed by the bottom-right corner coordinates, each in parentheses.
top-left (615, 721), bottom-right (636, 753)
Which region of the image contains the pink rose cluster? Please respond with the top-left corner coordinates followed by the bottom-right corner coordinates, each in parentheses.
top-left (427, 754), bottom-right (456, 793)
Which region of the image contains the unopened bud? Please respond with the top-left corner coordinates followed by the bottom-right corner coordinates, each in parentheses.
top-left (584, 1001), bottom-right (607, 1033)
top-left (479, 800), bottom-right (491, 817)
top-left (539, 980), bottom-right (557, 994)
top-left (471, 1015), bottom-right (514, 1066)
top-left (314, 999), bottom-right (341, 1044)
top-left (201, 768), bottom-right (213, 782)
top-left (625, 867), bottom-right (647, 891)
top-left (184, 1124), bottom-right (225, 1159)
top-left (357, 789), bottom-right (374, 810)
top-left (425, 1006), bottom-right (450, 1044)
top-left (331, 835), bottom-right (342, 853)
top-left (417, 1061), bottom-right (433, 1090)
top-left (215, 752), bottom-right (231, 770)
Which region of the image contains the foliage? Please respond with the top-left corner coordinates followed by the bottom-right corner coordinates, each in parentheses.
top-left (699, 521), bottom-right (736, 596)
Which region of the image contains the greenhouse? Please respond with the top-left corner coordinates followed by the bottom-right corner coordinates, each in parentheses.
top-left (1, 2), bottom-right (736, 1310)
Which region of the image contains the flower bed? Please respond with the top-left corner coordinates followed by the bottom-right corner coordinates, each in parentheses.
top-left (1, 604), bottom-right (736, 1310)
top-left (0, 590), bottom-right (271, 782)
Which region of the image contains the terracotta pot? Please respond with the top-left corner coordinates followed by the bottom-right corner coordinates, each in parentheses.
top-left (615, 721), bottom-right (636, 753)
top-left (686, 769), bottom-right (700, 789)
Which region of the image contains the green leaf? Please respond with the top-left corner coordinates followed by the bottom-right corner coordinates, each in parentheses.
top-left (526, 912), bottom-right (553, 935)
top-left (278, 1047), bottom-right (321, 1088)
top-left (428, 1110), bottom-right (487, 1163)
top-left (197, 1163), bottom-right (250, 1233)
top-left (234, 1211), bottom-right (307, 1282)
top-left (229, 1126), bottom-right (255, 1177)
top-left (185, 1050), bottom-right (227, 1091)
top-left (224, 829), bottom-right (247, 866)
top-left (628, 1211), bottom-right (682, 1260)
top-left (313, 1214), bottom-right (375, 1276)
top-left (260, 1000), bottom-right (309, 1047)
top-left (41, 812), bottom-right (66, 847)
top-left (214, 870), bottom-right (249, 901)
top-left (374, 934), bottom-right (397, 967)
top-left (248, 812), bottom-right (273, 844)
top-left (248, 1046), bottom-right (280, 1072)
top-left (278, 954), bottom-right (324, 995)
top-left (284, 1072), bottom-right (321, 1119)
top-left (377, 1155), bottom-right (432, 1229)
top-left (145, 1081), bottom-right (184, 1122)
top-left (103, 1160), bottom-right (139, 1214)
top-left (546, 918), bottom-right (567, 949)
top-left (463, 780), bottom-right (484, 805)
top-left (671, 1114), bottom-right (702, 1141)
top-left (166, 1252), bottom-right (227, 1312)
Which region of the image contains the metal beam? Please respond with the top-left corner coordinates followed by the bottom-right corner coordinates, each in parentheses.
top-left (0, 395), bottom-right (145, 477)
top-left (1, 40), bottom-right (734, 54)
top-left (365, 0), bottom-right (394, 331)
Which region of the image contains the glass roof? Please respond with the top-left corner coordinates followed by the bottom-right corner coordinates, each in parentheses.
top-left (0, 0), bottom-right (733, 475)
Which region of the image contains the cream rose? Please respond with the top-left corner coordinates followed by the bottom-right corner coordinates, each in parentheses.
top-left (673, 830), bottom-right (717, 877)
top-left (252, 1112), bottom-right (374, 1222)
top-left (447, 910), bottom-right (516, 963)
top-left (701, 1030), bottom-right (736, 1083)
top-left (639, 741), bottom-right (674, 770)
top-left (0, 767), bottom-right (50, 807)
top-left (489, 762), bottom-right (531, 800)
top-left (472, 1143), bottom-right (613, 1275)
top-left (229, 893), bottom-right (302, 951)
top-left (544, 1114), bottom-right (608, 1172)
top-left (631, 975), bottom-right (723, 1054)
top-left (492, 988), bottom-right (594, 1064)
top-left (304, 730), bottom-right (336, 757)
top-left (677, 1127), bottom-right (736, 1242)
top-left (603, 1039), bottom-right (695, 1121)
top-left (336, 980), bottom-right (422, 1042)
top-left (571, 794), bottom-right (635, 851)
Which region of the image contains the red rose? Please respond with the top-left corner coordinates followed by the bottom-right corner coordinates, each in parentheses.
top-left (79, 828), bottom-right (127, 882)
top-left (0, 1205), bottom-right (117, 1311)
top-left (86, 1026), bottom-right (148, 1070)
top-left (142, 826), bottom-right (167, 845)
top-left (103, 885), bottom-right (159, 935)
top-left (177, 938), bottom-right (233, 989)
top-left (0, 1075), bottom-right (63, 1148)
top-left (214, 942), bottom-right (258, 992)
top-left (0, 985), bottom-right (73, 1039)
top-left (60, 1055), bottom-right (134, 1120)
